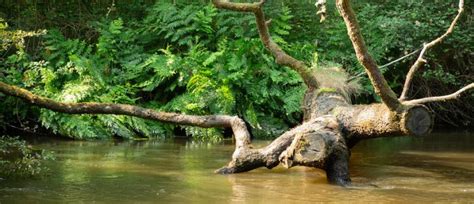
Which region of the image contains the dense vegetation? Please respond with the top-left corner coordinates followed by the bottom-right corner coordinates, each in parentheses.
top-left (1, 0), bottom-right (472, 140)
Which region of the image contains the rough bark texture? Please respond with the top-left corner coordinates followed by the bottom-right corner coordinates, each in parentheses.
top-left (279, 116), bottom-right (351, 185)
top-left (216, 117), bottom-right (333, 174)
top-left (216, 89), bottom-right (433, 186)
top-left (303, 91), bottom-right (349, 121)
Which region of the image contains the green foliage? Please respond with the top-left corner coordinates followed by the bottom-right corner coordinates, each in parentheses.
top-left (5, 19), bottom-right (170, 139)
top-left (1, 1), bottom-right (472, 139)
top-left (0, 18), bottom-right (45, 130)
top-left (283, 1), bottom-right (472, 102)
top-left (0, 136), bottom-right (54, 178)
top-left (0, 18), bottom-right (46, 52)
top-left (271, 6), bottom-right (294, 46)
top-left (138, 3), bottom-right (210, 49)
top-left (422, 65), bottom-right (460, 86)
top-left (1, 3), bottom-right (306, 140)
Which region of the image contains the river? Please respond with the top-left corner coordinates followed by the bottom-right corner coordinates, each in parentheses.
top-left (1, 131), bottom-right (473, 203)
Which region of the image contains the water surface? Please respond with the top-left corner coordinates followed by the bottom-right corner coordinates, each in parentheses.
top-left (1, 131), bottom-right (473, 203)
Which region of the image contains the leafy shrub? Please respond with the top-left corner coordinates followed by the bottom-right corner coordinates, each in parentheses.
top-left (1, 3), bottom-right (308, 140)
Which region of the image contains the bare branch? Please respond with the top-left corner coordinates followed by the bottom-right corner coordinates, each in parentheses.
top-left (403, 83), bottom-right (474, 105)
top-left (0, 81), bottom-right (252, 148)
top-left (399, 0), bottom-right (465, 101)
top-left (336, 0), bottom-right (401, 111)
top-left (212, 0), bottom-right (319, 89)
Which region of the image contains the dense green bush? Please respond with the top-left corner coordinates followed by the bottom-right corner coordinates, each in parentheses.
top-left (1, 3), bottom-right (311, 140)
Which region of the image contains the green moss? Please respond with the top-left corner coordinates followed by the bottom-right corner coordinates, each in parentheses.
top-left (317, 87), bottom-right (338, 94)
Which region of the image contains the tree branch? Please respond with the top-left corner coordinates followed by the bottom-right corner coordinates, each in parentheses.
top-left (212, 0), bottom-right (319, 89)
top-left (0, 81), bottom-right (252, 148)
top-left (212, 0), bottom-right (263, 12)
top-left (336, 0), bottom-right (401, 111)
top-left (399, 0), bottom-right (465, 101)
top-left (217, 116), bottom-right (336, 174)
top-left (403, 83), bottom-right (474, 105)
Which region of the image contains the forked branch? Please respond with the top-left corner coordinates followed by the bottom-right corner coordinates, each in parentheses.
top-left (400, 0), bottom-right (465, 101)
top-left (403, 83), bottom-right (474, 105)
top-left (212, 0), bottom-right (319, 89)
top-left (336, 0), bottom-right (401, 111)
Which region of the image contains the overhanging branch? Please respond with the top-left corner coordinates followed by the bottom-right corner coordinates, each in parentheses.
top-left (0, 81), bottom-right (252, 148)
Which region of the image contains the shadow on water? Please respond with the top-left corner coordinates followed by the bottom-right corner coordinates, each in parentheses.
top-left (1, 131), bottom-right (473, 203)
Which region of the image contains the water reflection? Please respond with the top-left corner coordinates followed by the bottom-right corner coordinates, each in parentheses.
top-left (0, 131), bottom-right (473, 203)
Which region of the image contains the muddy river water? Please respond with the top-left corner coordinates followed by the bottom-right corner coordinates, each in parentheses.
top-left (1, 131), bottom-right (473, 203)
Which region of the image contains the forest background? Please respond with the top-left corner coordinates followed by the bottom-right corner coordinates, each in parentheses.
top-left (1, 0), bottom-right (473, 142)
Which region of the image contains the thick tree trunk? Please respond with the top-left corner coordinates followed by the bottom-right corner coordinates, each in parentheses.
top-left (216, 89), bottom-right (433, 186)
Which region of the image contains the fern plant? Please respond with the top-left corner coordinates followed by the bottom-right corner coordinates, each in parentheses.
top-left (2, 3), bottom-right (311, 140)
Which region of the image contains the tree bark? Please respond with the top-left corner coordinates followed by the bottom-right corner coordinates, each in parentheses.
top-left (212, 0), bottom-right (469, 186)
top-left (0, 82), bottom-right (253, 147)
top-left (336, 0), bottom-right (401, 110)
top-left (215, 89), bottom-right (433, 186)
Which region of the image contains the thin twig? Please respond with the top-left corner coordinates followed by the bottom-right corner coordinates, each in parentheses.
top-left (106, 0), bottom-right (115, 18)
top-left (315, 0), bottom-right (327, 22)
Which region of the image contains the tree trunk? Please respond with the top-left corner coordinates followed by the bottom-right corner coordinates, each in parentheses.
top-left (207, 0), bottom-right (465, 186)
top-left (216, 89), bottom-right (433, 186)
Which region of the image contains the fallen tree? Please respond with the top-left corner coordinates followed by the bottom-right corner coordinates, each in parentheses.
top-left (0, 0), bottom-right (472, 186)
